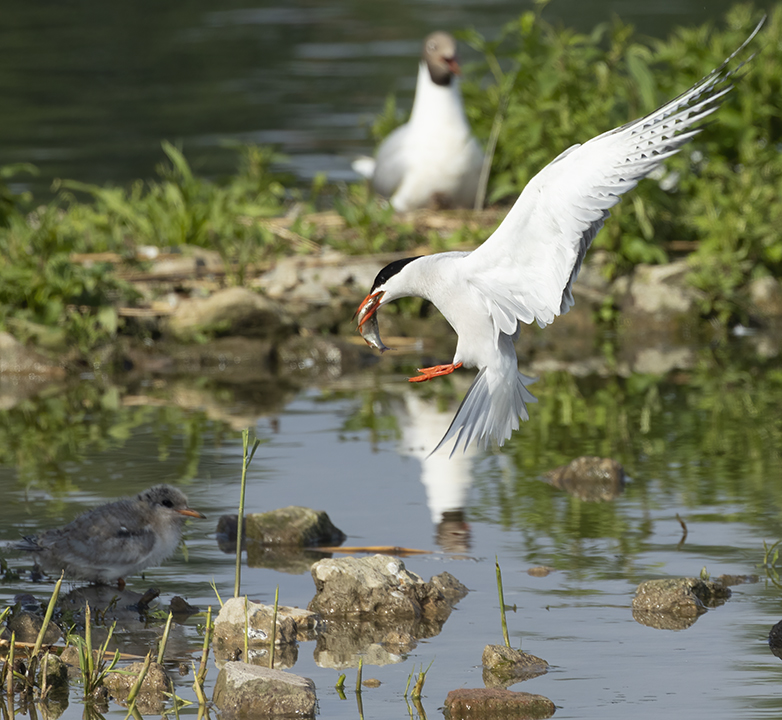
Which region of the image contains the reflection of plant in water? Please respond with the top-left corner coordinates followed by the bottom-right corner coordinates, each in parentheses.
top-left (760, 540), bottom-right (782, 590)
top-left (440, 346), bottom-right (782, 571)
top-left (0, 381), bottom-right (229, 495)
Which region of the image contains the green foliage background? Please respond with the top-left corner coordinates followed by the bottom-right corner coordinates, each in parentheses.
top-left (0, 2), bottom-right (779, 353)
top-left (459, 3), bottom-right (780, 320)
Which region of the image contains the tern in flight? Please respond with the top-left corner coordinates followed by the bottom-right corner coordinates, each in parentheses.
top-left (356, 18), bottom-right (763, 455)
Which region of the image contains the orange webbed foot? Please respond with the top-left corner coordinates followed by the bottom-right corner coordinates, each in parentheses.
top-left (408, 362), bottom-right (463, 383)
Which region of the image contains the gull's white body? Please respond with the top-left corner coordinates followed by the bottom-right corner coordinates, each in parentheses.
top-left (358, 20), bottom-right (762, 455)
top-left (354, 36), bottom-right (484, 211)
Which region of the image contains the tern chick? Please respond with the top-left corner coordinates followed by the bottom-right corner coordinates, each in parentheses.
top-left (16, 484), bottom-right (206, 585)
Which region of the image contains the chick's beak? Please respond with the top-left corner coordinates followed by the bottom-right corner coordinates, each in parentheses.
top-left (177, 508), bottom-right (207, 519)
top-left (446, 57), bottom-right (461, 75)
top-left (355, 290), bottom-right (384, 329)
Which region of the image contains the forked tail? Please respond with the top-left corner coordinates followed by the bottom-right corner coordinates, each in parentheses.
top-left (431, 367), bottom-right (537, 457)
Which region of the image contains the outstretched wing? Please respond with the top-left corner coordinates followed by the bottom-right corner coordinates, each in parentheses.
top-left (463, 18), bottom-right (763, 339)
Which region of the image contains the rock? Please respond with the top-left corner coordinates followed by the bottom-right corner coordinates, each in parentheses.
top-left (443, 688), bottom-right (556, 719)
top-left (749, 276), bottom-right (782, 318)
top-left (624, 261), bottom-right (699, 317)
top-left (0, 332), bottom-right (66, 377)
top-left (165, 287), bottom-right (294, 341)
top-left (482, 645), bottom-right (548, 687)
top-left (39, 653), bottom-right (68, 691)
top-left (545, 456), bottom-right (626, 502)
top-left (213, 596), bottom-right (319, 653)
top-left (59, 646), bottom-right (81, 668)
top-left (169, 596), bottom-right (199, 617)
top-left (527, 566), bottom-right (555, 577)
top-left (632, 577), bottom-right (731, 629)
top-left (769, 619), bottom-right (782, 659)
top-left (213, 661), bottom-right (317, 718)
top-left (308, 555), bottom-right (457, 622)
top-left (307, 557), bottom-right (467, 667)
top-left (2, 611), bottom-right (62, 645)
top-left (104, 660), bottom-right (170, 713)
top-left (245, 506), bottom-right (346, 547)
top-left (216, 514), bottom-right (245, 553)
top-left (430, 572), bottom-right (469, 604)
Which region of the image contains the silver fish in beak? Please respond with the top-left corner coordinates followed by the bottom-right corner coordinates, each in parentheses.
top-left (356, 291), bottom-right (391, 354)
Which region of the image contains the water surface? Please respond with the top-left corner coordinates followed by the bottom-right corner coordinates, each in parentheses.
top-left (2, 343), bottom-right (782, 719)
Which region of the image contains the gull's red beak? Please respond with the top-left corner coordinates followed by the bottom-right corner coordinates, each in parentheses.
top-left (177, 508), bottom-right (207, 519)
top-left (355, 290), bottom-right (384, 329)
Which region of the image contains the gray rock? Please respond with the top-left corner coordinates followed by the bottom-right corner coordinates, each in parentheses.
top-left (104, 660), bottom-right (170, 714)
top-left (0, 332), bottom-right (66, 377)
top-left (245, 506), bottom-right (346, 547)
top-left (625, 261), bottom-right (699, 316)
top-left (308, 555), bottom-right (455, 622)
top-left (213, 596), bottom-right (319, 653)
top-left (749, 276), bottom-right (782, 318)
top-left (212, 661), bottom-right (317, 718)
top-left (165, 287), bottom-right (294, 340)
top-left (430, 572), bottom-right (469, 604)
top-left (482, 645), bottom-right (548, 687)
top-left (632, 577), bottom-right (731, 629)
top-left (39, 653), bottom-right (68, 691)
top-left (443, 687), bottom-right (556, 719)
top-left (545, 456), bottom-right (626, 502)
top-left (2, 611), bottom-right (62, 645)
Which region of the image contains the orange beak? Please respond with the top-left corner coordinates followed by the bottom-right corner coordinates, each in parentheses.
top-left (355, 290), bottom-right (384, 329)
top-left (446, 57), bottom-right (461, 75)
top-left (177, 508), bottom-right (207, 519)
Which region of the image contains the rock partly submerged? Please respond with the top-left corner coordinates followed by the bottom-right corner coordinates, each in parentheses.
top-left (443, 687), bottom-right (556, 720)
top-left (632, 577), bottom-right (732, 630)
top-left (213, 596), bottom-right (319, 651)
top-left (213, 661), bottom-right (317, 719)
top-left (482, 644), bottom-right (549, 688)
top-left (104, 660), bottom-right (170, 714)
top-left (308, 555), bottom-right (468, 668)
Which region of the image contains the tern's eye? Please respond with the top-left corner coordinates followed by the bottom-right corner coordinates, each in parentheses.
top-left (162, 498), bottom-right (174, 508)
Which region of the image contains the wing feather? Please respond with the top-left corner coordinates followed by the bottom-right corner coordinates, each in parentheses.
top-left (463, 18), bottom-right (762, 336)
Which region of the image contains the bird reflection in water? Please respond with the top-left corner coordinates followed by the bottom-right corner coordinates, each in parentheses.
top-left (396, 389), bottom-right (476, 553)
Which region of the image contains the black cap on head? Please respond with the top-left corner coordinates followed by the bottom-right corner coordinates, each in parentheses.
top-left (371, 256), bottom-right (422, 292)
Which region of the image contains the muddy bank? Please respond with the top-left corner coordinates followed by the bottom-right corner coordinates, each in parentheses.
top-left (4, 245), bottom-right (782, 389)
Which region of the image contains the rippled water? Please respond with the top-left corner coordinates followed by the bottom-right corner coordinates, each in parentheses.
top-left (2, 340), bottom-right (782, 719)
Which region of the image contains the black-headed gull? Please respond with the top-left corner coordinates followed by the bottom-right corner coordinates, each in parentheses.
top-left (353, 31), bottom-right (484, 211)
top-left (356, 19), bottom-right (763, 455)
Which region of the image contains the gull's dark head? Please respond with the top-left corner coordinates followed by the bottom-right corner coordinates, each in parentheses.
top-left (355, 256), bottom-right (423, 328)
top-left (422, 31), bottom-right (459, 86)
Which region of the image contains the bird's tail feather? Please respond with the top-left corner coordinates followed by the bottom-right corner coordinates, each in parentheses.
top-left (15, 535), bottom-right (42, 552)
top-left (431, 367), bottom-right (537, 457)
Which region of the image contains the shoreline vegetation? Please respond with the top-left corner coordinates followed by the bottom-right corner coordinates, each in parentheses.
top-left (0, 3), bottom-right (780, 370)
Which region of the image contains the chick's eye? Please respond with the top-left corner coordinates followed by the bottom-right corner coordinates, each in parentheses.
top-left (162, 499), bottom-right (174, 508)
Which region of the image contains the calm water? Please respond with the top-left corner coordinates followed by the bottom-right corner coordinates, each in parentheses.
top-left (1, 0), bottom-right (756, 196)
top-left (2, 339), bottom-right (782, 719)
